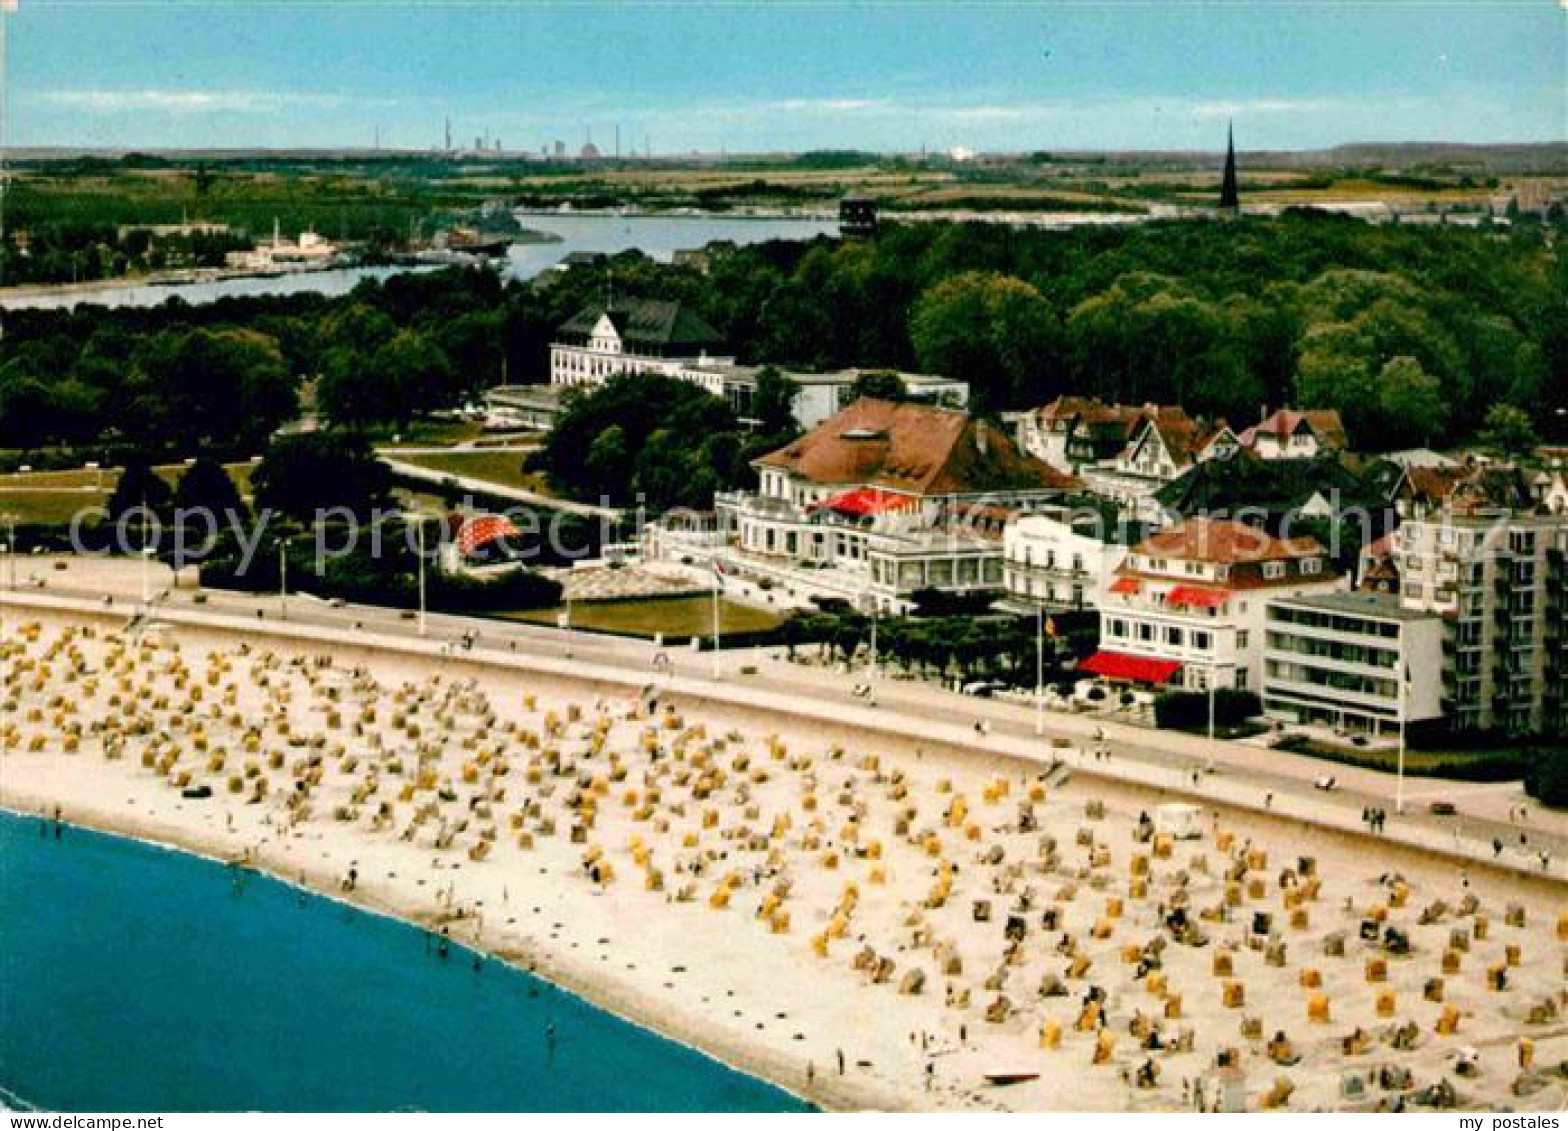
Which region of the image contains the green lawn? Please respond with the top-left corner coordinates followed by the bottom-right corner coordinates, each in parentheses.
top-left (0, 462), bottom-right (257, 526)
top-left (390, 448), bottom-right (550, 493)
top-left (0, 489), bottom-right (109, 525)
top-left (501, 595), bottom-right (786, 640)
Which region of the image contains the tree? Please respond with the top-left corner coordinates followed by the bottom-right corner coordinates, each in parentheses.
top-left (106, 458), bottom-right (172, 523)
top-left (365, 329), bottom-right (459, 428)
top-left (911, 271), bottom-right (1060, 408)
top-left (126, 327), bottom-right (297, 451)
top-left (1477, 404), bottom-right (1540, 459)
top-left (530, 374), bottom-right (740, 508)
top-left (251, 432), bottom-right (391, 522)
top-left (847, 369), bottom-right (908, 403)
top-left (174, 456), bottom-right (248, 524)
top-left (1376, 356), bottom-right (1447, 450)
top-left (751, 365), bottom-right (800, 438)
top-left (583, 425), bottom-right (631, 496)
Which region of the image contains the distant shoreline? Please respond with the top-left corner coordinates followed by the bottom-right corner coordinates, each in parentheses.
top-left (0, 261), bottom-right (349, 301)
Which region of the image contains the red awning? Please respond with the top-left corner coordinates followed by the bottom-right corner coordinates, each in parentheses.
top-left (1165, 585), bottom-right (1229, 609)
top-left (1108, 577), bottom-right (1141, 595)
top-left (813, 487), bottom-right (912, 518)
top-left (1078, 650), bottom-right (1183, 684)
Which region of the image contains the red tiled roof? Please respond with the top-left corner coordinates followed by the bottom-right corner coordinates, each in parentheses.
top-left (1238, 408), bottom-right (1349, 451)
top-left (1108, 577), bottom-right (1142, 595)
top-left (1079, 651), bottom-right (1182, 684)
top-left (1122, 413), bottom-right (1225, 468)
top-left (757, 398), bottom-right (1079, 496)
top-left (1132, 518), bottom-right (1323, 566)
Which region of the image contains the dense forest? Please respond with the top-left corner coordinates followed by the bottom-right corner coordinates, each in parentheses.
top-left (1, 211), bottom-right (1563, 461)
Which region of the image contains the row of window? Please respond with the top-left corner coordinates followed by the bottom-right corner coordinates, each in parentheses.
top-left (1104, 617), bottom-right (1218, 653)
top-left (1265, 606), bottom-right (1402, 639)
top-left (1265, 660), bottom-right (1396, 701)
top-left (1263, 631), bottom-right (1398, 669)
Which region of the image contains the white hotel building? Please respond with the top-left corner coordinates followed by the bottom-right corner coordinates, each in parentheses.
top-left (548, 300), bottom-right (967, 431)
top-left (1087, 518), bottom-right (1345, 692)
top-left (549, 299), bottom-right (734, 388)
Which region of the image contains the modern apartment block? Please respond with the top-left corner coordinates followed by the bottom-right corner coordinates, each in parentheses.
top-left (1262, 591), bottom-right (1445, 736)
top-left (1394, 506), bottom-right (1568, 734)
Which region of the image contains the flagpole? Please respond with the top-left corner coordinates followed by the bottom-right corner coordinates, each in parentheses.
top-left (1034, 603), bottom-right (1045, 737)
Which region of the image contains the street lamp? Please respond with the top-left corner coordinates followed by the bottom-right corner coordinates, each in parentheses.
top-left (139, 500), bottom-right (153, 610)
top-left (1, 512), bottom-right (15, 591)
top-left (414, 518), bottom-right (429, 638)
top-left (868, 596), bottom-right (879, 681)
top-left (277, 537), bottom-right (290, 621)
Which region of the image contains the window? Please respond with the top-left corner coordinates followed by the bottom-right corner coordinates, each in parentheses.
top-left (1193, 631), bottom-right (1212, 651)
top-left (1167, 627), bottom-right (1185, 647)
top-left (1237, 630), bottom-right (1250, 649)
top-left (1301, 558), bottom-right (1321, 575)
top-left (1137, 623), bottom-right (1155, 643)
top-left (1263, 562), bottom-right (1285, 580)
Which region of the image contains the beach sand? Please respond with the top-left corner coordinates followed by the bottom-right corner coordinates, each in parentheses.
top-left (4, 606), bottom-right (1565, 1112)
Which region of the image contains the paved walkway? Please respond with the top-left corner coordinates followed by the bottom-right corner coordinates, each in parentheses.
top-left (5, 561), bottom-right (1564, 885)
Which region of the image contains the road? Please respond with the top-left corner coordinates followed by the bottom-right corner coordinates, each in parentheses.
top-left (4, 553), bottom-right (1564, 878)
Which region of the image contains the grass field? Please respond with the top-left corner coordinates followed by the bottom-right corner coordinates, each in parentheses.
top-left (0, 490), bottom-right (107, 526)
top-left (0, 462), bottom-right (257, 525)
top-left (387, 448), bottom-right (549, 493)
top-left (501, 595), bottom-right (786, 640)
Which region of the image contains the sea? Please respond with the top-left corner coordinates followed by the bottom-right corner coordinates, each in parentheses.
top-left (0, 810), bottom-right (812, 1112)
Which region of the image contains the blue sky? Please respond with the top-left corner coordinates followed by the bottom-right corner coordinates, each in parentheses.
top-left (8, 1), bottom-right (1565, 152)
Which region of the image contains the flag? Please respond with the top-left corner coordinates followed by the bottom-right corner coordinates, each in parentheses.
top-left (713, 559), bottom-right (728, 590)
top-left (1045, 616), bottom-right (1059, 638)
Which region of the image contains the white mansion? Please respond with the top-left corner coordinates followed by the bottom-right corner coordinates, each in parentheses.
top-left (651, 398), bottom-right (1078, 612)
top-left (549, 299), bottom-right (966, 430)
top-left (549, 299), bottom-right (734, 388)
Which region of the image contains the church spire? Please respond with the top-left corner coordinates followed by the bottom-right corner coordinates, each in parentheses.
top-left (1219, 121), bottom-right (1240, 214)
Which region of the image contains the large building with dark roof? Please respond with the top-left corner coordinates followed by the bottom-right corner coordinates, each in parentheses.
top-left (550, 299), bottom-right (734, 388)
top-left (695, 398), bottom-right (1079, 611)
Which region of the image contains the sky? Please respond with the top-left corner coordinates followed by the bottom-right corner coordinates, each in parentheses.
top-left (5, 1), bottom-right (1565, 153)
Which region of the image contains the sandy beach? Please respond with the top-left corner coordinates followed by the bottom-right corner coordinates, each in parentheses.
top-left (4, 603), bottom-right (1565, 1112)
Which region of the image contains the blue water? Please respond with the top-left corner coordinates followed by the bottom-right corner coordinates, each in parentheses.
top-left (0, 812), bottom-right (810, 1112)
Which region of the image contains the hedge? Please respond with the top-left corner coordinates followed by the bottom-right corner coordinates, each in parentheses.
top-left (1154, 689), bottom-right (1262, 731)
